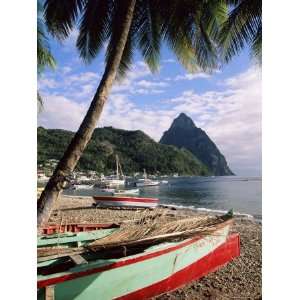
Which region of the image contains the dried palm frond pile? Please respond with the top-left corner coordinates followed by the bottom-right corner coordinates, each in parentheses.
top-left (87, 211), bottom-right (232, 251)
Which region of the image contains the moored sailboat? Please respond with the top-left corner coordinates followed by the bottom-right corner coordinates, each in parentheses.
top-left (134, 169), bottom-right (160, 187)
top-left (99, 155), bottom-right (125, 187)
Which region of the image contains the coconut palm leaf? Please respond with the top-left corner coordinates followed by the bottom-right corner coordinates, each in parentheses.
top-left (219, 0), bottom-right (262, 63)
top-left (45, 0), bottom-right (226, 76)
top-left (37, 0), bottom-right (56, 74)
top-left (44, 0), bottom-right (86, 40)
top-left (134, 0), bottom-right (162, 72)
top-left (37, 0), bottom-right (56, 110)
top-left (76, 0), bottom-right (111, 63)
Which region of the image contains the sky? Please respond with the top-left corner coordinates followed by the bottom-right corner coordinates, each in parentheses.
top-left (38, 30), bottom-right (261, 177)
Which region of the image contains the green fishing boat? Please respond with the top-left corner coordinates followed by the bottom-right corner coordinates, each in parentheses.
top-left (37, 212), bottom-right (240, 300)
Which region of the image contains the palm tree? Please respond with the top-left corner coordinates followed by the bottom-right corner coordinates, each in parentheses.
top-left (37, 0), bottom-right (228, 227)
top-left (37, 0), bottom-right (56, 111)
top-left (219, 0), bottom-right (262, 64)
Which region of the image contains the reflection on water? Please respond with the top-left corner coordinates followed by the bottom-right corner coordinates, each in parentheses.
top-left (63, 176), bottom-right (262, 220)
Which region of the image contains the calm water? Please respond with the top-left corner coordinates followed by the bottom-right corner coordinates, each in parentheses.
top-left (63, 176), bottom-right (262, 221)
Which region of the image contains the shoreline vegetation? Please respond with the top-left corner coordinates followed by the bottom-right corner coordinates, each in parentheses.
top-left (48, 195), bottom-right (261, 299)
top-left (37, 126), bottom-right (211, 176)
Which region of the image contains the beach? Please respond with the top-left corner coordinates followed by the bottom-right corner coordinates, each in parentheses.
top-left (48, 195), bottom-right (262, 299)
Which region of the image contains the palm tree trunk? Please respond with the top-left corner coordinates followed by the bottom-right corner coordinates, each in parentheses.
top-left (37, 0), bottom-right (136, 229)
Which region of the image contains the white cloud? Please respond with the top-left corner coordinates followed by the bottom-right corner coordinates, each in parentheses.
top-left (136, 80), bottom-right (168, 88)
top-left (162, 59), bottom-right (176, 63)
top-left (66, 72), bottom-right (99, 85)
top-left (38, 78), bottom-right (58, 90)
top-left (61, 66), bottom-right (72, 75)
top-left (134, 89), bottom-right (164, 95)
top-left (112, 62), bottom-right (167, 95)
top-left (174, 72), bottom-right (211, 81)
top-left (38, 95), bottom-right (87, 131)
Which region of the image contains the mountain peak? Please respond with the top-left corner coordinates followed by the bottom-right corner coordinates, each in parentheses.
top-left (171, 113), bottom-right (196, 129)
top-left (160, 114), bottom-right (234, 176)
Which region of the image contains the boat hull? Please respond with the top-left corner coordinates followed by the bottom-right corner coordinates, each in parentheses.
top-left (135, 182), bottom-right (160, 187)
top-left (101, 179), bottom-right (125, 187)
top-left (93, 196), bottom-right (159, 208)
top-left (74, 185), bottom-right (93, 190)
top-left (37, 224), bottom-right (239, 300)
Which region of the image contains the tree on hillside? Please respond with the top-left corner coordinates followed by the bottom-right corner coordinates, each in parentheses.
top-left (37, 0), bottom-right (56, 111)
top-left (37, 0), bottom-right (230, 227)
top-left (219, 0), bottom-right (262, 64)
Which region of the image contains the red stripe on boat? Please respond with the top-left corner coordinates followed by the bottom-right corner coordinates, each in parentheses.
top-left (117, 234), bottom-right (240, 300)
top-left (93, 196), bottom-right (159, 203)
top-left (37, 221), bottom-right (233, 288)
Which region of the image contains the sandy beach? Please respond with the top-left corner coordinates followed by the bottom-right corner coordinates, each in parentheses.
top-left (47, 195), bottom-right (262, 299)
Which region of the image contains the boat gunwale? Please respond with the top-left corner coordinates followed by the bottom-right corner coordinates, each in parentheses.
top-left (37, 218), bottom-right (233, 288)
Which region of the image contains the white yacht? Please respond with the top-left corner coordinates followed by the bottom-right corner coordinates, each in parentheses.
top-left (134, 169), bottom-right (160, 187)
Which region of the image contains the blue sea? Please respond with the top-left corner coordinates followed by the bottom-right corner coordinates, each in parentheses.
top-left (63, 176), bottom-right (262, 221)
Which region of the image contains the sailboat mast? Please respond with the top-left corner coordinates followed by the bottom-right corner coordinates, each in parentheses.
top-left (116, 155), bottom-right (119, 179)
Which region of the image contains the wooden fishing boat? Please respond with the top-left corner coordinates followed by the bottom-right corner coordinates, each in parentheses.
top-left (38, 228), bottom-right (119, 248)
top-left (93, 195), bottom-right (159, 208)
top-left (37, 215), bottom-right (239, 300)
top-left (40, 223), bottom-right (120, 235)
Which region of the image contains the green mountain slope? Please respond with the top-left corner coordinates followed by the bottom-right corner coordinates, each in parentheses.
top-left (38, 126), bottom-right (211, 176)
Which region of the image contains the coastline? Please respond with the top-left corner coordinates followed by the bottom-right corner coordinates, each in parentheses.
top-left (48, 195), bottom-right (262, 299)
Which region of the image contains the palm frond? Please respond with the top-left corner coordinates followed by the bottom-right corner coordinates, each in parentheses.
top-left (192, 1), bottom-right (227, 71)
top-left (135, 0), bottom-right (161, 72)
top-left (37, 0), bottom-right (56, 74)
top-left (219, 0), bottom-right (262, 63)
top-left (44, 0), bottom-right (86, 40)
top-left (251, 25), bottom-right (262, 64)
top-left (160, 0), bottom-right (224, 73)
top-left (37, 25), bottom-right (56, 73)
top-left (76, 0), bottom-right (111, 63)
top-left (159, 0), bottom-right (198, 73)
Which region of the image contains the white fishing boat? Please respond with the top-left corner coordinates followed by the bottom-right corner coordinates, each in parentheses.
top-left (114, 188), bottom-right (140, 195)
top-left (96, 188), bottom-right (140, 196)
top-left (135, 179), bottom-right (160, 187)
top-left (73, 184), bottom-right (94, 190)
top-left (134, 169), bottom-right (160, 187)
